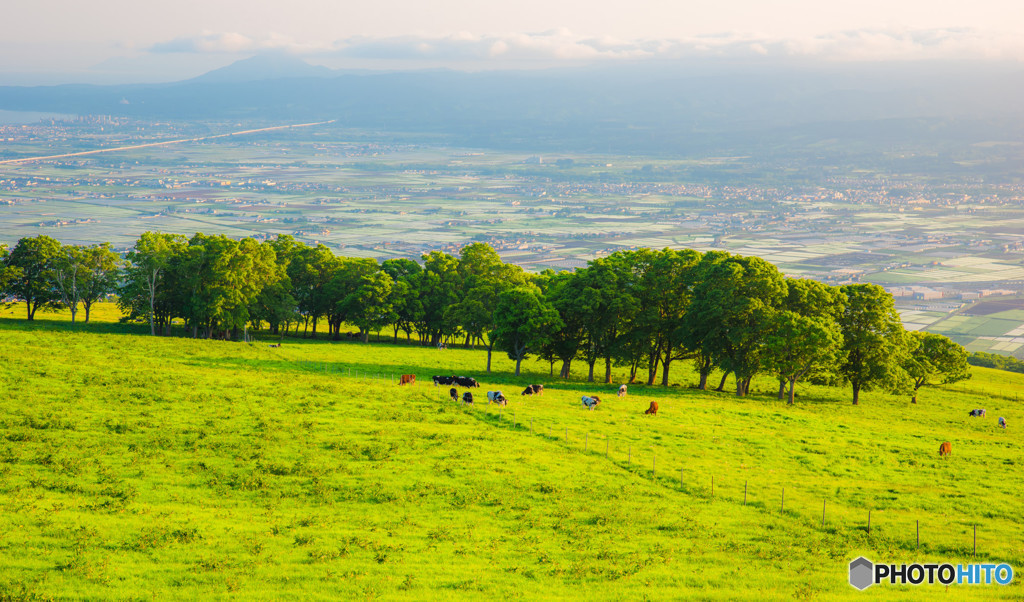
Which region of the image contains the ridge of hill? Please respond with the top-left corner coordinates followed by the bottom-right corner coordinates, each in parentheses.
top-left (0, 306), bottom-right (1021, 598)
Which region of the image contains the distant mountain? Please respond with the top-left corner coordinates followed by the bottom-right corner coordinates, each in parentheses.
top-left (186, 53), bottom-right (335, 84)
top-left (0, 59), bottom-right (1021, 157)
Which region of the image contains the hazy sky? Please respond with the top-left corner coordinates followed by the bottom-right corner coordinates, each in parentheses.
top-left (2, 0), bottom-right (1023, 83)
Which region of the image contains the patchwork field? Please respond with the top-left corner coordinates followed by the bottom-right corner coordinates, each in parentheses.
top-left (1, 305), bottom-right (1022, 599)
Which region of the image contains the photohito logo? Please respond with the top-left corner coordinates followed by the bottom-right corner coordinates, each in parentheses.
top-left (849, 557), bottom-right (1014, 590)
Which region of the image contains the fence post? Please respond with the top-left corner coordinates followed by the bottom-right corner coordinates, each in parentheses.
top-left (652, 454), bottom-right (655, 476)
top-left (711, 476), bottom-right (714, 498)
top-left (917, 520), bottom-right (920, 550)
top-left (974, 524), bottom-right (977, 558)
top-left (822, 499), bottom-right (826, 528)
top-left (605, 438), bottom-right (609, 457)
top-left (868, 510), bottom-right (871, 534)
top-left (585, 433), bottom-right (588, 451)
top-left (744, 481), bottom-right (747, 505)
top-left (680, 467), bottom-right (684, 489)
top-left (781, 488), bottom-right (785, 513)
top-left (628, 446), bottom-right (631, 464)
top-left (565, 427), bottom-right (568, 441)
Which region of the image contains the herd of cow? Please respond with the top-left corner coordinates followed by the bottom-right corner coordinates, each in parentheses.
top-left (938, 409), bottom-right (1008, 458)
top-left (396, 374), bottom-right (1006, 455)
top-left (397, 373), bottom-right (662, 415)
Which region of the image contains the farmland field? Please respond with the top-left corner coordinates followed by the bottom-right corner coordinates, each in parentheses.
top-left (1, 305), bottom-right (1022, 599)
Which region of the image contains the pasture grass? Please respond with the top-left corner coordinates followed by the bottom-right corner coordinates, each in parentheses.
top-left (1, 304), bottom-right (1022, 599)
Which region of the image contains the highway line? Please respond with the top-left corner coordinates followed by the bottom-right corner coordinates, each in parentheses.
top-left (0, 120), bottom-right (336, 166)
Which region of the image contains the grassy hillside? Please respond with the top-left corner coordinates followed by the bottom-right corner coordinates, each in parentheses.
top-left (1, 304), bottom-right (1022, 599)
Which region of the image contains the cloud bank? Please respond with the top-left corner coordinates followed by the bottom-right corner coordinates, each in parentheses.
top-left (150, 28), bottom-right (1024, 63)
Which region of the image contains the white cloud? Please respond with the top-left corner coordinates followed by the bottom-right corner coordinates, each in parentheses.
top-left (150, 28), bottom-right (1024, 63)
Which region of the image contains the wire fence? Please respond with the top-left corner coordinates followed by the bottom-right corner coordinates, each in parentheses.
top-left (288, 359), bottom-right (1005, 560)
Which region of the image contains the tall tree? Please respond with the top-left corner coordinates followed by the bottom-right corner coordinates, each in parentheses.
top-left (543, 270), bottom-right (589, 379)
top-left (4, 235), bottom-right (63, 320)
top-left (124, 232), bottom-right (186, 335)
top-left (491, 287), bottom-right (563, 377)
top-left (763, 311), bottom-right (844, 404)
top-left (52, 244), bottom-right (85, 323)
top-left (903, 331), bottom-right (971, 404)
top-left (415, 251), bottom-right (462, 346)
top-left (382, 258), bottom-right (424, 342)
top-left (78, 243), bottom-right (123, 323)
top-left (769, 278), bottom-right (847, 399)
top-left (837, 283), bottom-right (911, 405)
top-left (683, 253), bottom-right (787, 396)
top-left (339, 271), bottom-right (396, 342)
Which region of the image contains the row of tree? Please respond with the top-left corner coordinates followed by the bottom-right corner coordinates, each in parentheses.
top-left (1, 234), bottom-right (970, 404)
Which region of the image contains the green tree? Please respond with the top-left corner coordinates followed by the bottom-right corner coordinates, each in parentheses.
top-left (52, 244), bottom-right (85, 323)
top-left (339, 271), bottom-right (396, 342)
top-left (837, 283), bottom-right (911, 405)
top-left (683, 253), bottom-right (787, 396)
top-left (382, 258), bottom-right (424, 342)
top-left (78, 243), bottom-right (123, 323)
top-left (123, 232), bottom-right (186, 335)
top-left (904, 331), bottom-right (971, 404)
top-left (764, 311), bottom-right (844, 404)
top-left (4, 235), bottom-right (63, 320)
top-left (576, 257), bottom-right (639, 383)
top-left (770, 278), bottom-right (847, 399)
top-left (491, 287), bottom-right (563, 377)
top-left (543, 270), bottom-right (589, 379)
top-left (415, 251), bottom-right (462, 346)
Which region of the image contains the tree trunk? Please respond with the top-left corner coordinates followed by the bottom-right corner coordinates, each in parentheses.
top-left (852, 383), bottom-right (860, 405)
top-left (716, 371), bottom-right (731, 392)
top-left (560, 359), bottom-right (572, 379)
top-left (698, 371), bottom-right (708, 390)
top-left (646, 354), bottom-right (659, 386)
top-left (486, 342), bottom-right (494, 373)
top-left (362, 330), bottom-right (369, 343)
top-left (515, 357), bottom-right (522, 377)
top-left (464, 333), bottom-right (471, 349)
top-left (788, 379), bottom-right (796, 404)
top-left (736, 376), bottom-right (745, 397)
top-left (777, 379), bottom-right (786, 400)
top-left (911, 394), bottom-right (917, 404)
top-left (588, 360), bottom-right (597, 383)
top-left (84, 302), bottom-right (91, 323)
top-left (604, 357), bottom-right (612, 384)
top-left (660, 358), bottom-right (672, 386)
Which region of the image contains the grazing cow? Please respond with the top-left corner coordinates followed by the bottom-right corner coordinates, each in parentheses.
top-left (487, 391), bottom-right (507, 405)
top-left (399, 374), bottom-right (416, 386)
top-left (454, 376), bottom-right (480, 388)
top-left (969, 409), bottom-right (987, 417)
top-left (521, 384), bottom-right (544, 396)
top-left (618, 384), bottom-right (627, 397)
top-left (581, 395), bottom-right (600, 410)
top-left (268, 343), bottom-right (282, 348)
top-left (462, 391), bottom-right (474, 404)
top-left (999, 417), bottom-right (1007, 429)
top-left (644, 401), bottom-right (658, 415)
top-left (432, 375), bottom-right (456, 386)
top-left (939, 441), bottom-right (952, 457)
top-left (449, 387), bottom-right (458, 400)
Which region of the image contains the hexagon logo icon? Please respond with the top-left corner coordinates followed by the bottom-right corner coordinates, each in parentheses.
top-left (849, 557), bottom-right (874, 590)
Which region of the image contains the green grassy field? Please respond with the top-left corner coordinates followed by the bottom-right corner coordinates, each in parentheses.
top-left (1, 304), bottom-right (1022, 599)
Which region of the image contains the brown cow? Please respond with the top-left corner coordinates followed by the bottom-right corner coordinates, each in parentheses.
top-left (399, 374), bottom-right (416, 386)
top-left (939, 441), bottom-right (952, 457)
top-left (644, 401), bottom-right (658, 415)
